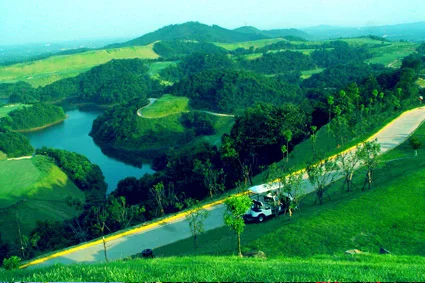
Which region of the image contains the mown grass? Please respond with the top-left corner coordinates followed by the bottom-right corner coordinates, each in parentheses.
top-left (365, 41), bottom-right (419, 67)
top-left (4, 109), bottom-right (425, 281)
top-left (0, 45), bottom-right (159, 87)
top-left (0, 156), bottom-right (84, 244)
top-left (201, 114), bottom-right (235, 146)
top-left (0, 103), bottom-right (29, 118)
top-left (139, 94), bottom-right (189, 118)
top-left (3, 254), bottom-right (425, 282)
top-left (301, 67), bottom-right (325, 79)
top-left (214, 38), bottom-right (285, 51)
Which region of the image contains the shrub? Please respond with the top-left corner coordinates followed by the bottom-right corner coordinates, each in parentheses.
top-left (3, 256), bottom-right (21, 270)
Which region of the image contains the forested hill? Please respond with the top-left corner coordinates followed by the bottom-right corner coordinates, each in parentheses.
top-left (0, 103), bottom-right (66, 131)
top-left (9, 59), bottom-right (164, 105)
top-left (168, 69), bottom-right (302, 113)
top-left (233, 26), bottom-right (311, 40)
top-left (106, 22), bottom-right (269, 48)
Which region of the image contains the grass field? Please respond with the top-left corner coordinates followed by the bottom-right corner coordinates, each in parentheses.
top-left (4, 254), bottom-right (425, 281)
top-left (365, 41), bottom-right (419, 67)
top-left (214, 38), bottom-right (285, 51)
top-left (139, 94), bottom-right (189, 118)
top-left (0, 104), bottom-right (29, 118)
top-left (200, 115), bottom-right (235, 146)
top-left (0, 45), bottom-right (159, 87)
top-left (0, 156), bottom-right (84, 244)
top-left (5, 123), bottom-right (425, 281)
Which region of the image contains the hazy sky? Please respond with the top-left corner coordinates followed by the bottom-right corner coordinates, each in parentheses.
top-left (1, 0), bottom-right (424, 45)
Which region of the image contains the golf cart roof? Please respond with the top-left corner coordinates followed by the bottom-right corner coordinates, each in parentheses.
top-left (248, 182), bottom-right (281, 194)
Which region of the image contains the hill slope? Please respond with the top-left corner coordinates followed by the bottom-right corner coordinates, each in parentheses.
top-left (0, 156), bottom-right (84, 244)
top-left (107, 22), bottom-right (269, 48)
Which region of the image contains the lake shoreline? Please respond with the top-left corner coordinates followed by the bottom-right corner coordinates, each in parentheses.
top-left (14, 116), bottom-right (68, 133)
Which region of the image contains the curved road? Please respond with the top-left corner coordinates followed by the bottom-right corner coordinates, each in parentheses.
top-left (22, 106), bottom-right (425, 269)
top-left (136, 98), bottom-right (157, 118)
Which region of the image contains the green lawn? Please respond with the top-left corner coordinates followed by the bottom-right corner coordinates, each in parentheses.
top-left (0, 104), bottom-right (29, 118)
top-left (139, 94), bottom-right (189, 118)
top-left (365, 41), bottom-right (419, 67)
top-left (0, 156), bottom-right (84, 243)
top-left (0, 45), bottom-right (159, 87)
top-left (214, 38), bottom-right (285, 51)
top-left (301, 68), bottom-right (325, 79)
top-left (4, 254), bottom-right (425, 282)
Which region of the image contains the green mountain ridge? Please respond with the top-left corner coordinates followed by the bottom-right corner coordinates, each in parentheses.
top-left (107, 22), bottom-right (269, 48)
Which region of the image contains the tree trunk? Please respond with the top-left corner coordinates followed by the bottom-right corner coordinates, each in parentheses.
top-left (102, 236), bottom-right (108, 263)
top-left (237, 233), bottom-right (242, 257)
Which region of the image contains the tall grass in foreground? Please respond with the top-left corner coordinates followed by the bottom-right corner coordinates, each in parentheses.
top-left (2, 254), bottom-right (425, 281)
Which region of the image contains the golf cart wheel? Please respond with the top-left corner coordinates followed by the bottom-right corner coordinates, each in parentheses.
top-left (258, 214), bottom-right (265, 222)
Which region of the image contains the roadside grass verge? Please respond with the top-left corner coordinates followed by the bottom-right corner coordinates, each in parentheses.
top-left (0, 156), bottom-right (84, 243)
top-left (0, 45), bottom-right (159, 87)
top-left (3, 254), bottom-right (425, 282)
top-left (153, 121), bottom-right (425, 259)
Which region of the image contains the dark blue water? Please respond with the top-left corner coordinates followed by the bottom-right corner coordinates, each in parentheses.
top-left (0, 98), bottom-right (8, 104)
top-left (24, 109), bottom-right (154, 193)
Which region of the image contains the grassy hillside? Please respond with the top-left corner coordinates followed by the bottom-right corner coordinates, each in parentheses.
top-left (0, 45), bottom-right (159, 87)
top-left (139, 94), bottom-right (189, 118)
top-left (0, 156), bottom-right (84, 244)
top-left (5, 254), bottom-right (425, 281)
top-left (214, 38), bottom-right (285, 51)
top-left (4, 111), bottom-right (425, 281)
top-left (0, 104), bottom-right (29, 118)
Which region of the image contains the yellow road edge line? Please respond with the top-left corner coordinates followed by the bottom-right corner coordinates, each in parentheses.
top-left (19, 107), bottom-right (425, 269)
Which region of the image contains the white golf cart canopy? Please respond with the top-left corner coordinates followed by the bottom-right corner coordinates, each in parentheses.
top-left (248, 182), bottom-right (292, 199)
top-left (248, 182), bottom-right (281, 194)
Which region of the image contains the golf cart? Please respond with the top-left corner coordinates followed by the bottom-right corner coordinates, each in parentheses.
top-left (243, 182), bottom-right (293, 223)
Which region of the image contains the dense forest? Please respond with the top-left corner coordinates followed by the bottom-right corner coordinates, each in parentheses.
top-left (0, 103), bottom-right (66, 131)
top-left (168, 69), bottom-right (302, 113)
top-left (153, 40), bottom-right (227, 59)
top-left (7, 59), bottom-right (164, 105)
top-left (0, 128), bottom-right (34, 157)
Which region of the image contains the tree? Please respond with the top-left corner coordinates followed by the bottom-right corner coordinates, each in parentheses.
top-left (327, 95), bottom-right (334, 136)
top-left (223, 195), bottom-right (252, 257)
top-left (282, 129), bottom-right (292, 162)
top-left (194, 159), bottom-right (225, 198)
top-left (310, 126), bottom-right (318, 158)
top-left (150, 182), bottom-right (165, 216)
top-left (108, 196), bottom-right (145, 230)
top-left (336, 150), bottom-right (360, 192)
top-left (356, 139), bottom-right (381, 191)
top-left (306, 158), bottom-right (338, 204)
top-left (409, 136), bottom-right (421, 157)
top-left (93, 206), bottom-right (110, 263)
top-left (185, 199), bottom-right (209, 249)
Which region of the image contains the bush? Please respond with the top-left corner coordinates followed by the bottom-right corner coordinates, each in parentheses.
top-left (3, 256), bottom-right (21, 270)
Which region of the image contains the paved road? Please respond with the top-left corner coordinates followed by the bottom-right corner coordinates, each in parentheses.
top-left (136, 98), bottom-right (157, 118)
top-left (23, 106), bottom-right (425, 269)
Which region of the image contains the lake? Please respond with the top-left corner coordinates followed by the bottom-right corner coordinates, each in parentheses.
top-left (24, 109), bottom-right (155, 193)
top-left (0, 98), bottom-right (8, 104)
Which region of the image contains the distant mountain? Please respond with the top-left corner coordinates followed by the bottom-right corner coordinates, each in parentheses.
top-left (303, 21), bottom-right (425, 41)
top-left (234, 26), bottom-right (311, 40)
top-left (107, 22), bottom-right (269, 48)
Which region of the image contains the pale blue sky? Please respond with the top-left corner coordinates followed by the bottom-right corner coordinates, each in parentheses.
top-left (1, 0), bottom-right (424, 45)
